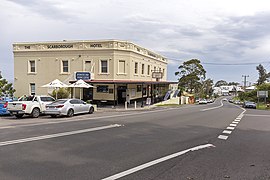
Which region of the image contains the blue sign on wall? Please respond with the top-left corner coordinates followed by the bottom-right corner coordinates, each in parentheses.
top-left (76, 72), bottom-right (91, 80)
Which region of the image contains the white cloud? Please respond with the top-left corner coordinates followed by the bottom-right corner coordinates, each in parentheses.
top-left (2, 0), bottom-right (270, 83)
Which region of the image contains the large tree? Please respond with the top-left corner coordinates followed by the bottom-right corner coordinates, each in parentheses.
top-left (175, 59), bottom-right (206, 93)
top-left (215, 80), bottom-right (228, 87)
top-left (256, 64), bottom-right (270, 85)
top-left (0, 71), bottom-right (16, 97)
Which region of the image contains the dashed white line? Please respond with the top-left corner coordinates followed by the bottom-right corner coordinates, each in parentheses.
top-left (102, 143), bottom-right (215, 180)
top-left (218, 135), bottom-right (228, 140)
top-left (234, 119), bottom-right (241, 122)
top-left (226, 126), bottom-right (235, 130)
top-left (231, 121), bottom-right (239, 124)
top-left (229, 124), bottom-right (237, 127)
top-left (0, 124), bottom-right (122, 147)
top-left (222, 130), bottom-right (232, 134)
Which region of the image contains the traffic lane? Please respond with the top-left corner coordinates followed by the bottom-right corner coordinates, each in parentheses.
top-left (0, 102), bottom-right (242, 142)
top-left (0, 118), bottom-right (230, 180)
top-left (0, 104), bottom-right (243, 179)
top-left (125, 109), bottom-right (270, 179)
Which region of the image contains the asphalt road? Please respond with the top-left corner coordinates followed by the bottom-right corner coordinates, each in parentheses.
top-left (0, 99), bottom-right (269, 180)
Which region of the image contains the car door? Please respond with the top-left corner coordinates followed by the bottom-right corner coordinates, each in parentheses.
top-left (69, 100), bottom-right (80, 114)
top-left (77, 100), bottom-right (89, 113)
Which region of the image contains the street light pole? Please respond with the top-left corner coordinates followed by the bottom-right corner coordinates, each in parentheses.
top-left (242, 75), bottom-right (249, 91)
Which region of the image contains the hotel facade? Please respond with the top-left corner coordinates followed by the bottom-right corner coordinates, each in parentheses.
top-left (13, 40), bottom-right (172, 106)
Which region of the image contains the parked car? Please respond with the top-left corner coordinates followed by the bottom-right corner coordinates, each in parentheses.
top-left (243, 101), bottom-right (256, 109)
top-left (0, 101), bottom-right (10, 115)
top-left (44, 99), bottom-right (94, 117)
top-left (7, 95), bottom-right (55, 118)
top-left (199, 99), bottom-right (208, 104)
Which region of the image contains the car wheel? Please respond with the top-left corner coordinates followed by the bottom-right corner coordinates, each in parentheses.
top-left (50, 115), bottom-right (57, 118)
top-left (15, 114), bottom-right (24, 118)
top-left (31, 108), bottom-right (40, 118)
top-left (67, 109), bottom-right (74, 117)
top-left (88, 107), bottom-right (94, 114)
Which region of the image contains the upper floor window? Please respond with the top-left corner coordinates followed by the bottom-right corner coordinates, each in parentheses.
top-left (142, 64), bottom-right (145, 74)
top-left (135, 62), bottom-right (138, 74)
top-left (62, 60), bottom-right (69, 73)
top-left (118, 60), bottom-right (125, 74)
top-left (147, 65), bottom-right (150, 75)
top-left (84, 61), bottom-right (91, 72)
top-left (28, 60), bottom-right (36, 73)
top-left (100, 60), bottom-right (108, 73)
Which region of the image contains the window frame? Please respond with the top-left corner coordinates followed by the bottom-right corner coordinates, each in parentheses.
top-left (30, 83), bottom-right (35, 95)
top-left (28, 60), bottom-right (36, 74)
top-left (134, 62), bottom-right (138, 74)
top-left (100, 60), bottom-right (108, 74)
top-left (61, 60), bottom-right (70, 74)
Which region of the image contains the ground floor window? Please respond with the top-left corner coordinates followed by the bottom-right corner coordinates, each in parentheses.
top-left (30, 83), bottom-right (35, 95)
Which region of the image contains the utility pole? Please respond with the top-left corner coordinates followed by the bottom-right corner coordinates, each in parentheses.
top-left (242, 75), bottom-right (249, 91)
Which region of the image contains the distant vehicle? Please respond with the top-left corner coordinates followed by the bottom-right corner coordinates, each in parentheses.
top-left (243, 101), bottom-right (256, 109)
top-left (234, 100), bottom-right (242, 105)
top-left (228, 99), bottom-right (234, 103)
top-left (207, 99), bottom-right (214, 103)
top-left (44, 99), bottom-right (94, 117)
top-left (7, 95), bottom-right (55, 118)
top-left (199, 99), bottom-right (208, 104)
top-left (0, 100), bottom-right (12, 115)
top-left (222, 98), bottom-right (228, 101)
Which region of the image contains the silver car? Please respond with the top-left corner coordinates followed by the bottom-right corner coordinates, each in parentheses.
top-left (45, 99), bottom-right (94, 117)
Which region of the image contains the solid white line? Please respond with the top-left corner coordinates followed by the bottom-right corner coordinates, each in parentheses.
top-left (227, 126), bottom-right (235, 130)
top-left (230, 124), bottom-right (237, 127)
top-left (244, 114), bottom-right (270, 117)
top-left (0, 124), bottom-right (122, 147)
top-left (102, 144), bottom-right (215, 180)
top-left (200, 101), bottom-right (223, 111)
top-left (222, 130), bottom-right (232, 134)
top-left (218, 135), bottom-right (228, 140)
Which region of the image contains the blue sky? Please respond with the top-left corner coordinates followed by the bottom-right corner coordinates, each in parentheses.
top-left (1, 0), bottom-right (270, 86)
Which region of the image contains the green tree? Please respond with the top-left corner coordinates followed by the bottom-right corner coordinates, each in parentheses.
top-left (175, 59), bottom-right (206, 93)
top-left (215, 80), bottom-right (228, 87)
top-left (50, 88), bottom-right (70, 99)
top-left (256, 64), bottom-right (270, 85)
top-left (203, 78), bottom-right (214, 96)
top-left (0, 71), bottom-right (16, 97)
top-left (228, 82), bottom-right (239, 86)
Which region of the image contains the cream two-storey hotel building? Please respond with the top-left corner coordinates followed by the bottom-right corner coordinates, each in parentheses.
top-left (13, 40), bottom-right (173, 106)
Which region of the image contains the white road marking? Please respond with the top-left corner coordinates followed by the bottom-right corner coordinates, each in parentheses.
top-left (244, 114), bottom-right (270, 117)
top-left (235, 117), bottom-right (242, 120)
top-left (234, 119), bottom-right (241, 122)
top-left (102, 144), bottom-right (215, 180)
top-left (0, 124), bottom-right (122, 147)
top-left (231, 121), bottom-right (239, 124)
top-left (226, 126), bottom-right (235, 130)
top-left (200, 101), bottom-right (224, 111)
top-left (229, 124), bottom-right (237, 127)
top-left (222, 130), bottom-right (232, 134)
top-left (218, 135), bottom-right (228, 140)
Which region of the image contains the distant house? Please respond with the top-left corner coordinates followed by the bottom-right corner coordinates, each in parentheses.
top-left (213, 85), bottom-right (244, 96)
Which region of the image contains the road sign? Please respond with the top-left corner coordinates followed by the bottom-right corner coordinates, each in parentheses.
top-left (257, 91), bottom-right (268, 98)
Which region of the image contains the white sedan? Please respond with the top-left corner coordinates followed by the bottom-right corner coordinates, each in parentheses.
top-left (45, 99), bottom-right (94, 117)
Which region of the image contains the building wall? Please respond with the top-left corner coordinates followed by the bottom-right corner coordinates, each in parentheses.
top-left (13, 40), bottom-right (167, 97)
